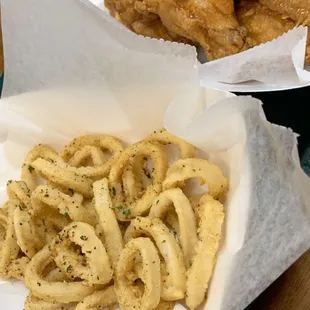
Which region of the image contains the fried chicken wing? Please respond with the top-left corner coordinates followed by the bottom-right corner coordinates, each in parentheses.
top-left (236, 0), bottom-right (296, 46)
top-left (153, 0), bottom-right (247, 60)
top-left (259, 0), bottom-right (310, 26)
top-left (105, 0), bottom-right (247, 60)
top-left (237, 0), bottom-right (310, 64)
top-left (105, 0), bottom-right (191, 43)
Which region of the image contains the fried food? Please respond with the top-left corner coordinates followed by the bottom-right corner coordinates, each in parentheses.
top-left (24, 294), bottom-right (74, 310)
top-left (31, 185), bottom-right (96, 226)
top-left (106, 0), bottom-right (310, 63)
top-left (155, 301), bottom-right (176, 310)
top-left (259, 0), bottom-right (310, 26)
top-left (105, 0), bottom-right (191, 43)
top-left (105, 0), bottom-right (247, 60)
top-left (124, 217), bottom-right (186, 300)
top-left (31, 158), bottom-right (94, 198)
top-left (60, 135), bottom-right (125, 179)
top-left (115, 237), bottom-right (162, 310)
top-left (21, 144), bottom-right (60, 192)
top-left (163, 158), bottom-right (228, 199)
top-left (24, 245), bottom-right (100, 303)
top-left (186, 195), bottom-right (225, 310)
top-left (237, 0), bottom-right (310, 64)
top-left (0, 202), bottom-right (20, 277)
top-left (144, 129), bottom-right (196, 159)
top-left (14, 207), bottom-right (45, 258)
top-left (7, 181), bottom-right (32, 210)
top-left (236, 0), bottom-right (296, 47)
top-left (93, 178), bottom-right (124, 268)
top-left (24, 266), bottom-right (76, 309)
top-left (109, 141), bottom-right (168, 220)
top-left (7, 256), bottom-right (30, 280)
top-left (75, 285), bottom-right (118, 310)
top-left (155, 0), bottom-right (248, 60)
top-left (149, 188), bottom-right (197, 266)
top-left (1, 131), bottom-right (227, 310)
top-left (52, 222), bottom-right (113, 285)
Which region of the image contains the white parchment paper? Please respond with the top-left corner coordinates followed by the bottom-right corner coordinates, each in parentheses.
top-left (1, 0), bottom-right (310, 93)
top-left (0, 86), bottom-right (310, 310)
top-left (0, 0), bottom-right (198, 97)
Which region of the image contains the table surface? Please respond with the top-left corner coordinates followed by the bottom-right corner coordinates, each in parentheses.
top-left (1, 13), bottom-right (310, 310)
top-left (247, 249), bottom-right (310, 310)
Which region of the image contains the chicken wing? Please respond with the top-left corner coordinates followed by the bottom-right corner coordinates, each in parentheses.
top-left (259, 0), bottom-right (310, 26)
top-left (236, 0), bottom-right (296, 46)
top-left (237, 0), bottom-right (309, 64)
top-left (105, 0), bottom-right (191, 44)
top-left (105, 0), bottom-right (247, 60)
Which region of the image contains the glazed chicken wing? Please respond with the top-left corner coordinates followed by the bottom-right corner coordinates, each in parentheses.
top-left (259, 0), bottom-right (310, 26)
top-left (105, 0), bottom-right (247, 60)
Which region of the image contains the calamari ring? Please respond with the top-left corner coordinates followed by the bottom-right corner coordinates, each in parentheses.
top-left (67, 145), bottom-right (107, 167)
top-left (31, 158), bottom-right (94, 198)
top-left (0, 208), bottom-right (8, 246)
top-left (0, 201), bottom-right (20, 277)
top-left (6, 181), bottom-right (32, 210)
top-left (31, 193), bottom-right (71, 233)
top-left (83, 198), bottom-right (98, 222)
top-left (115, 237), bottom-right (161, 310)
top-left (52, 222), bottom-right (113, 285)
top-left (24, 244), bottom-right (100, 303)
top-left (31, 185), bottom-right (96, 225)
top-left (60, 135), bottom-right (124, 178)
top-left (149, 188), bottom-right (197, 267)
top-left (144, 129), bottom-right (196, 159)
top-left (186, 195), bottom-right (225, 310)
top-left (124, 217), bottom-right (186, 301)
top-left (109, 141), bottom-right (168, 220)
top-left (93, 178), bottom-right (123, 268)
top-left (24, 295), bottom-right (75, 310)
top-left (163, 158), bottom-right (228, 199)
top-left (21, 144), bottom-right (61, 192)
top-left (44, 267), bottom-right (68, 282)
top-left (155, 301), bottom-right (176, 310)
top-left (25, 267), bottom-right (75, 310)
top-left (33, 216), bottom-right (63, 245)
top-left (7, 256), bottom-right (30, 280)
top-left (122, 161), bottom-right (143, 202)
top-left (0, 209), bottom-right (8, 249)
top-left (14, 207), bottom-right (44, 258)
top-left (76, 285), bottom-right (117, 310)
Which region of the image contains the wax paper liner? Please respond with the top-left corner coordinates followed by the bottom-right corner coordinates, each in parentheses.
top-left (0, 0), bottom-right (198, 97)
top-left (1, 0), bottom-right (310, 95)
top-left (0, 86), bottom-right (310, 310)
top-left (90, 0), bottom-right (310, 91)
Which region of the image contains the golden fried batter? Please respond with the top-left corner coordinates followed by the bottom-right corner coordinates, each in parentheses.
top-left (237, 0), bottom-right (310, 64)
top-left (105, 0), bottom-right (191, 44)
top-left (259, 0), bottom-right (310, 26)
top-left (105, 0), bottom-right (247, 60)
top-left (236, 0), bottom-right (296, 46)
